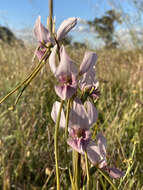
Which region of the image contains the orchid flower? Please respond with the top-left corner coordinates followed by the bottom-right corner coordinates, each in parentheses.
top-left (51, 98), bottom-right (98, 157)
top-left (49, 45), bottom-right (97, 100)
top-left (68, 100), bottom-right (124, 178)
top-left (88, 133), bottom-right (124, 179)
top-left (33, 16), bottom-right (77, 60)
top-left (79, 61), bottom-right (100, 100)
top-left (67, 98), bottom-right (98, 153)
top-left (51, 98), bottom-right (123, 179)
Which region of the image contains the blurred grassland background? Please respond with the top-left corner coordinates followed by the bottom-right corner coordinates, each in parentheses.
top-left (0, 0), bottom-right (143, 189)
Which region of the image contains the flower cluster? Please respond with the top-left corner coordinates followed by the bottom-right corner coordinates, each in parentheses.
top-left (34, 15), bottom-right (124, 186)
top-left (51, 98), bottom-right (124, 179)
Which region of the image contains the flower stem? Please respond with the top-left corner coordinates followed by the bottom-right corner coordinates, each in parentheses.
top-left (69, 168), bottom-right (76, 190)
top-left (0, 49), bottom-right (51, 105)
top-left (97, 168), bottom-right (118, 190)
top-left (65, 99), bottom-right (70, 139)
top-left (49, 0), bottom-right (53, 35)
top-left (73, 151), bottom-right (80, 190)
top-left (84, 151), bottom-right (90, 190)
top-left (99, 175), bottom-right (106, 190)
top-left (65, 99), bottom-right (71, 163)
top-left (54, 100), bottom-right (64, 190)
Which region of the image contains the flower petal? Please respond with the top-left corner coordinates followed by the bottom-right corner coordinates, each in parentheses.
top-left (34, 16), bottom-right (51, 43)
top-left (80, 66), bottom-right (97, 89)
top-left (86, 101), bottom-right (98, 126)
top-left (79, 51), bottom-right (97, 75)
top-left (51, 101), bottom-right (65, 128)
top-left (67, 138), bottom-right (84, 154)
top-left (57, 17), bottom-right (77, 41)
top-left (55, 85), bottom-right (67, 100)
top-left (99, 159), bottom-right (107, 169)
top-left (49, 45), bottom-right (57, 74)
top-left (69, 98), bottom-right (89, 130)
top-left (34, 44), bottom-right (47, 60)
top-left (55, 85), bottom-right (76, 100)
top-left (56, 45), bottom-right (78, 77)
top-left (97, 133), bottom-right (107, 160)
top-left (86, 140), bottom-right (101, 165)
top-left (106, 167), bottom-right (124, 179)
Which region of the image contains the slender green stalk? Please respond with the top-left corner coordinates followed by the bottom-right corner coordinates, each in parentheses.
top-left (69, 168), bottom-right (76, 190)
top-left (97, 168), bottom-right (118, 190)
top-left (65, 99), bottom-right (70, 139)
top-left (0, 49), bottom-right (51, 105)
top-left (84, 152), bottom-right (90, 190)
top-left (54, 100), bottom-right (64, 190)
top-left (82, 186), bottom-right (86, 190)
top-left (49, 0), bottom-right (53, 35)
top-left (13, 57), bottom-right (48, 107)
top-left (72, 151), bottom-right (80, 190)
top-left (99, 175), bottom-right (106, 190)
top-left (64, 99), bottom-right (71, 163)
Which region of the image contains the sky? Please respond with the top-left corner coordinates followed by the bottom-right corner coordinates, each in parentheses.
top-left (0, 0), bottom-right (143, 48)
top-left (0, 0), bottom-right (111, 28)
top-left (0, 0), bottom-right (112, 45)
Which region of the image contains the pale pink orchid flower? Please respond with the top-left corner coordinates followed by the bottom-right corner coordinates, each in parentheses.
top-left (49, 45), bottom-right (97, 100)
top-left (51, 98), bottom-right (123, 179)
top-left (51, 98), bottom-right (99, 159)
top-left (79, 62), bottom-right (100, 100)
top-left (33, 16), bottom-right (77, 60)
top-left (87, 133), bottom-right (124, 179)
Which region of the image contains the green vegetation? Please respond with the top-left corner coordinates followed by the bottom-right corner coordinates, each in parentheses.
top-left (88, 10), bottom-right (121, 48)
top-left (0, 43), bottom-right (142, 189)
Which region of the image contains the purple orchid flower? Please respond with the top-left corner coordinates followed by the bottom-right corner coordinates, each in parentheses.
top-left (49, 46), bottom-right (97, 100)
top-left (33, 16), bottom-right (77, 60)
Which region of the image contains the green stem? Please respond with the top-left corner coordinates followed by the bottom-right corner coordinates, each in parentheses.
top-left (0, 49), bottom-right (51, 105)
top-left (99, 175), bottom-right (106, 190)
top-left (84, 152), bottom-right (90, 190)
top-left (54, 100), bottom-right (64, 190)
top-left (97, 168), bottom-right (118, 190)
top-left (73, 151), bottom-right (80, 190)
top-left (65, 99), bottom-right (71, 163)
top-left (49, 0), bottom-right (53, 35)
top-left (13, 58), bottom-right (46, 107)
top-left (69, 168), bottom-right (76, 190)
top-left (65, 99), bottom-right (70, 139)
